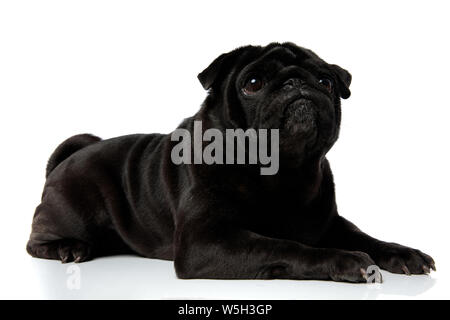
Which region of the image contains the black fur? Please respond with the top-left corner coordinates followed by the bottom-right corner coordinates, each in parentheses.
top-left (46, 134), bottom-right (101, 177)
top-left (27, 43), bottom-right (435, 282)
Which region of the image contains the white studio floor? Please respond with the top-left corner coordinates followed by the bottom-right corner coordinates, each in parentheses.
top-left (0, 253), bottom-right (443, 300)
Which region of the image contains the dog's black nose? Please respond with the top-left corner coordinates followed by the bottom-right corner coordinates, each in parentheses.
top-left (283, 78), bottom-right (304, 90)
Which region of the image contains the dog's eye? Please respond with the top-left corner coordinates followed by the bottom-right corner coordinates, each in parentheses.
top-left (319, 78), bottom-right (333, 93)
top-left (242, 77), bottom-right (264, 95)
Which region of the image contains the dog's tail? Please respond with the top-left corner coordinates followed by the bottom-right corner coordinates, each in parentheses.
top-left (46, 133), bottom-right (102, 178)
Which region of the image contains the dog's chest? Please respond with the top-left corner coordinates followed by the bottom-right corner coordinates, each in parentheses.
top-left (241, 189), bottom-right (333, 246)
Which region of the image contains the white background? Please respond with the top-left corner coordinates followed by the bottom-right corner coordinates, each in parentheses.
top-left (0, 0), bottom-right (449, 299)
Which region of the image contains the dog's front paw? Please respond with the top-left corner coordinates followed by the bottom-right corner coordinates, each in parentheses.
top-left (372, 242), bottom-right (435, 275)
top-left (329, 250), bottom-right (379, 283)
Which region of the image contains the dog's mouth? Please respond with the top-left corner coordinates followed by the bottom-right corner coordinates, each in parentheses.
top-left (280, 98), bottom-right (317, 134)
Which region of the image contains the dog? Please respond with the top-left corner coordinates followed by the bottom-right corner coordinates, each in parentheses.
top-left (27, 42), bottom-right (435, 282)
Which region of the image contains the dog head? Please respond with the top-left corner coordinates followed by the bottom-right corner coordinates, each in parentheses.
top-left (198, 42), bottom-right (351, 159)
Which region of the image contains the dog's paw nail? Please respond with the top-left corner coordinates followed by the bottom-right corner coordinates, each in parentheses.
top-left (360, 268), bottom-right (368, 280)
top-left (74, 256), bottom-right (81, 263)
top-left (401, 265), bottom-right (411, 275)
top-left (61, 256), bottom-right (69, 264)
top-left (423, 265), bottom-right (430, 274)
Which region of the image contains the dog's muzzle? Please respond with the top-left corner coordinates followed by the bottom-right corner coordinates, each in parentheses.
top-left (281, 98), bottom-right (317, 134)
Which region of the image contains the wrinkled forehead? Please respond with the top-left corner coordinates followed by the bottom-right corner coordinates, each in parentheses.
top-left (236, 43), bottom-right (327, 74)
top-left (263, 42), bottom-right (321, 61)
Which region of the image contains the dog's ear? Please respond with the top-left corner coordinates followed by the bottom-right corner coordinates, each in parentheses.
top-left (198, 47), bottom-right (248, 90)
top-left (331, 64), bottom-right (352, 99)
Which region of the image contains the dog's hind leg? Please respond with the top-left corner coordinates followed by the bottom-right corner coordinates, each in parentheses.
top-left (26, 200), bottom-right (97, 263)
top-left (26, 203), bottom-right (94, 263)
top-left (26, 198), bottom-right (133, 263)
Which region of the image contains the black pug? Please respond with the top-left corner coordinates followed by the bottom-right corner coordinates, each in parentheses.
top-left (27, 42), bottom-right (435, 282)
